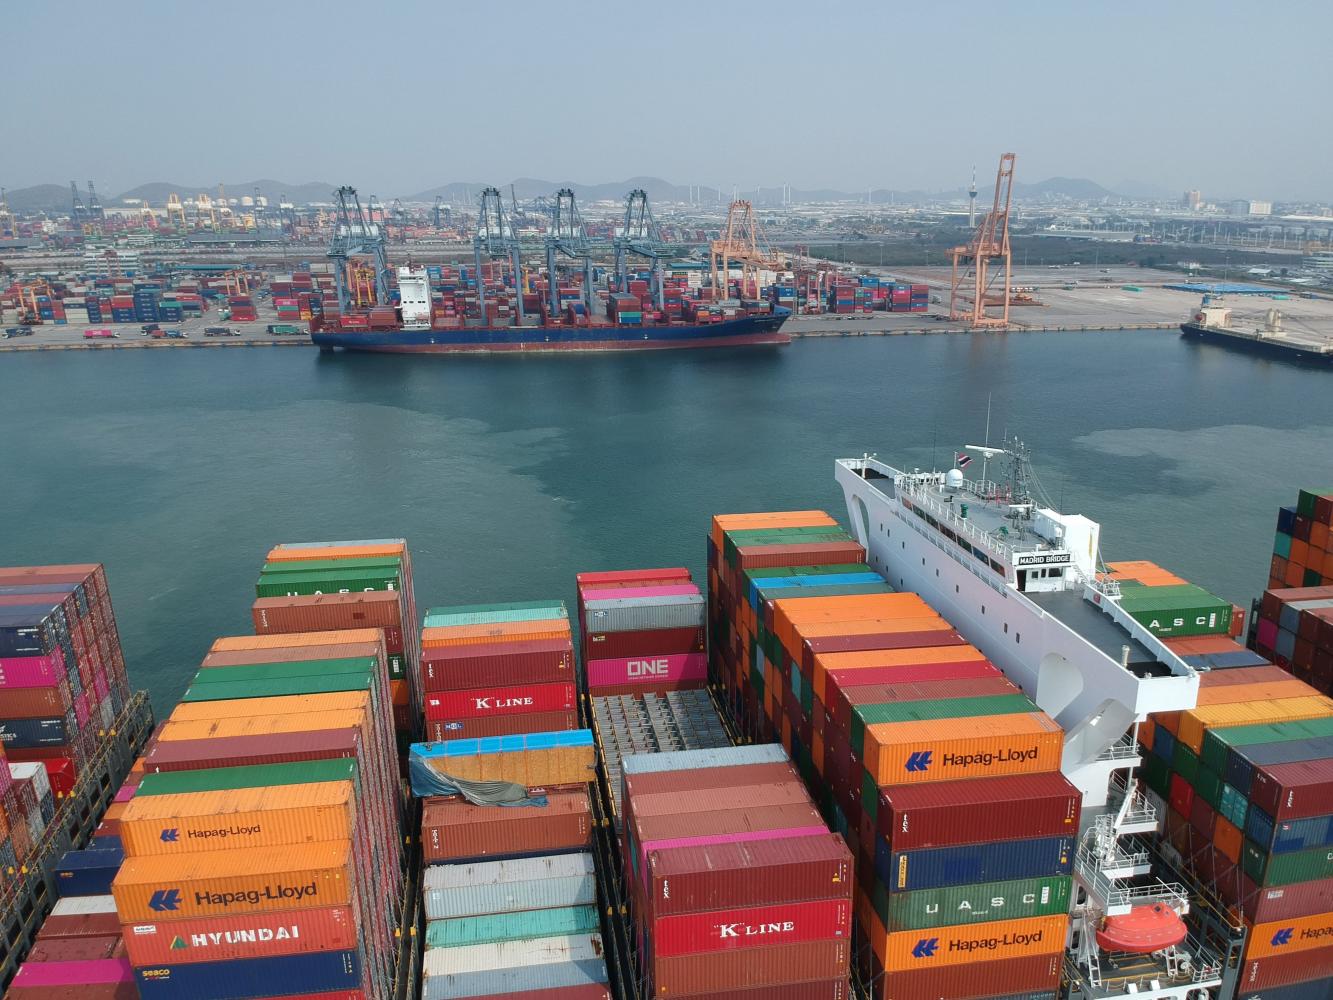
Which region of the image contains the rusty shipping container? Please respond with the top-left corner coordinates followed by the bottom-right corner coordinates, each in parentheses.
top-left (141, 728), bottom-right (362, 772)
top-left (651, 938), bottom-right (848, 996)
top-left (252, 591), bottom-right (403, 633)
top-left (1238, 941), bottom-right (1333, 990)
top-left (422, 790), bottom-right (592, 863)
top-left (876, 772), bottom-right (1082, 849)
top-left (422, 637), bottom-right (575, 691)
top-left (873, 952), bottom-right (1062, 1000)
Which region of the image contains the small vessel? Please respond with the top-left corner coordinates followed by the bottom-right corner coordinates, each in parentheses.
top-left (1180, 296), bottom-right (1333, 366)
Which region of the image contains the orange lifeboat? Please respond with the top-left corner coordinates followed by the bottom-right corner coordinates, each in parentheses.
top-left (1096, 904), bottom-right (1187, 953)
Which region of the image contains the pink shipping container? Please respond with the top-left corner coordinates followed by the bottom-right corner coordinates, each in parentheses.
top-left (0, 653), bottom-right (68, 687)
top-left (8, 958), bottom-right (133, 989)
top-left (651, 897), bottom-right (851, 957)
top-left (586, 652), bottom-right (707, 691)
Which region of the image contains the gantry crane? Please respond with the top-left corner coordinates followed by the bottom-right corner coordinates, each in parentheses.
top-left (949, 152), bottom-right (1016, 328)
top-left (86, 182), bottom-right (104, 220)
top-left (70, 182), bottom-right (88, 224)
top-left (0, 188), bottom-right (15, 238)
top-left (710, 200), bottom-right (783, 301)
top-left (544, 188), bottom-right (598, 317)
top-left (473, 186), bottom-right (528, 322)
top-left (327, 185), bottom-right (391, 315)
top-left (166, 193), bottom-right (188, 229)
top-left (614, 189), bottom-right (679, 311)
top-left (432, 196), bottom-right (451, 230)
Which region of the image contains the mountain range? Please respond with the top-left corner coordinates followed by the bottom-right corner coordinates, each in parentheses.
top-left (3, 175), bottom-right (1133, 214)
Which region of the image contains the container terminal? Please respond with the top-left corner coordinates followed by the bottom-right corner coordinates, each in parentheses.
top-left (5, 475), bottom-right (1333, 999)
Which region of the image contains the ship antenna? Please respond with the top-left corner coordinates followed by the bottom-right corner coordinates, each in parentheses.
top-left (980, 394), bottom-right (993, 488)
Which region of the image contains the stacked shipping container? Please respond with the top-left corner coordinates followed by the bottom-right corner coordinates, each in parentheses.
top-left (114, 628), bottom-right (405, 999)
top-left (577, 569), bottom-right (707, 697)
top-left (621, 746), bottom-right (854, 998)
top-left (1125, 560), bottom-right (1333, 997)
top-left (1254, 585), bottom-right (1333, 694)
top-left (420, 600), bottom-right (577, 741)
top-left (252, 539), bottom-right (422, 747)
top-left (707, 512), bottom-right (1072, 1000)
top-left (1, 564), bottom-right (133, 865)
top-left (1268, 489), bottom-right (1333, 591)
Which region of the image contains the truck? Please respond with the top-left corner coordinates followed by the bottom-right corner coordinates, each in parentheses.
top-left (266, 323), bottom-right (304, 335)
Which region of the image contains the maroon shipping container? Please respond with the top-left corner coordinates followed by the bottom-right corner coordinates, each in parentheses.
top-left (141, 728), bottom-right (361, 772)
top-left (623, 762), bottom-right (800, 800)
top-left (1249, 758), bottom-right (1333, 821)
top-left (6, 985), bottom-right (137, 1000)
top-left (633, 803), bottom-right (826, 860)
top-left (26, 936), bottom-right (123, 962)
top-left (801, 630), bottom-right (966, 673)
top-left (652, 897), bottom-right (851, 958)
top-left (875, 952), bottom-right (1062, 1000)
top-left (651, 938), bottom-right (848, 996)
top-left (251, 591), bottom-right (403, 634)
top-left (826, 676), bottom-right (1018, 736)
top-left (876, 771), bottom-right (1082, 849)
top-left (577, 568), bottom-right (692, 588)
top-left (1239, 942), bottom-right (1333, 990)
top-left (583, 627), bottom-right (705, 659)
top-left (421, 638), bottom-right (574, 691)
top-left (733, 542), bottom-right (865, 570)
top-left (632, 782), bottom-right (811, 820)
top-left (1241, 875), bottom-right (1333, 924)
top-left (422, 789), bottom-right (591, 863)
top-left (37, 911), bottom-right (123, 939)
top-left (520, 988), bottom-right (612, 1000)
top-left (824, 660), bottom-right (1000, 694)
top-left (647, 834), bottom-right (852, 917)
top-left (680, 983), bottom-right (846, 1000)
top-left (424, 682), bottom-right (576, 721)
top-left (424, 710), bottom-right (578, 742)
top-left (0, 683), bottom-right (74, 718)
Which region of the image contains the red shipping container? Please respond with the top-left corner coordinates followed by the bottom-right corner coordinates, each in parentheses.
top-left (676, 984), bottom-right (846, 1000)
top-left (1241, 875), bottom-right (1333, 924)
top-left (142, 729), bottom-right (361, 773)
top-left (251, 592), bottom-right (403, 634)
top-left (647, 834), bottom-right (852, 917)
top-left (1250, 758), bottom-right (1333, 820)
top-left (1169, 772), bottom-right (1195, 817)
top-left (826, 676), bottom-right (1018, 736)
top-left (876, 772), bottom-right (1081, 849)
top-left (26, 936), bottom-right (123, 962)
top-left (631, 782), bottom-right (811, 821)
top-left (651, 938), bottom-right (848, 996)
top-left (424, 710), bottom-right (577, 741)
top-left (577, 568), bottom-right (691, 588)
top-left (583, 627), bottom-right (705, 659)
top-left (1238, 942), bottom-right (1333, 990)
top-left (421, 638), bottom-right (573, 691)
top-left (624, 762), bottom-right (800, 800)
top-left (422, 789), bottom-right (591, 863)
top-left (874, 952), bottom-right (1062, 1000)
top-left (424, 681), bottom-right (576, 721)
top-left (824, 660), bottom-right (1000, 693)
top-left (120, 906), bottom-right (356, 966)
top-left (801, 630), bottom-right (965, 672)
top-left (38, 911), bottom-right (123, 940)
top-left (652, 898), bottom-right (851, 957)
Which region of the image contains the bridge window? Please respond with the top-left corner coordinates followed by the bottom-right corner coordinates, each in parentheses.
top-left (955, 585), bottom-right (960, 594)
top-left (981, 605), bottom-right (986, 615)
top-left (1004, 623), bottom-right (1009, 634)
top-left (1016, 633), bottom-right (1021, 644)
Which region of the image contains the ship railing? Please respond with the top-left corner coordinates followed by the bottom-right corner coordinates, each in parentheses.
top-left (1076, 838), bottom-right (1151, 882)
top-left (897, 478), bottom-right (1014, 562)
top-left (1108, 773), bottom-right (1159, 827)
top-left (1108, 880), bottom-right (1192, 913)
top-left (1099, 734), bottom-right (1141, 762)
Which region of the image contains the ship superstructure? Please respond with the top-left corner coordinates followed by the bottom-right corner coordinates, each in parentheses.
top-left (837, 444), bottom-right (1235, 1000)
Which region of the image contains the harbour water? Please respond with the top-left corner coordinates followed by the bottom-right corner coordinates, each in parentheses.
top-left (3, 329), bottom-right (1329, 710)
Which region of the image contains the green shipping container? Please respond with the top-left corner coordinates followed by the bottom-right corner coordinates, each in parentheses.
top-left (1274, 531), bottom-right (1293, 560)
top-left (181, 672), bottom-right (372, 703)
top-left (192, 657), bottom-right (379, 684)
top-left (1200, 716), bottom-right (1333, 775)
top-left (1297, 489), bottom-right (1332, 519)
top-left (1219, 783), bottom-right (1249, 829)
top-left (1173, 742), bottom-right (1200, 784)
top-left (260, 556), bottom-right (401, 576)
top-left (424, 601), bottom-right (567, 628)
top-left (135, 759), bottom-right (359, 797)
top-left (255, 566), bottom-right (401, 598)
top-left (850, 694), bottom-right (1035, 758)
top-left (425, 905), bottom-right (599, 948)
top-left (1194, 768), bottom-right (1223, 811)
top-left (862, 769), bottom-right (879, 824)
top-left (1242, 839), bottom-right (1333, 886)
top-left (878, 876), bottom-right (1074, 931)
top-left (1124, 602), bottom-right (1232, 638)
top-left (1141, 753), bottom-right (1171, 799)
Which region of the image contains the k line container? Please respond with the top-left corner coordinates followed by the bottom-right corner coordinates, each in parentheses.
top-left (651, 897), bottom-right (851, 957)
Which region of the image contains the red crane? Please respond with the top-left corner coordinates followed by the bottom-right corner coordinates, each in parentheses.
top-left (949, 152), bottom-right (1016, 327)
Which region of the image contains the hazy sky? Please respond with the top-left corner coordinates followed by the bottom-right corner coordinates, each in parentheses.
top-left (6, 0), bottom-right (1330, 201)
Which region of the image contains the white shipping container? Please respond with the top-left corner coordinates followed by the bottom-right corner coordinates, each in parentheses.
top-left (424, 872), bottom-right (596, 920)
top-left (52, 895), bottom-right (118, 915)
top-left (9, 762), bottom-right (52, 803)
top-left (422, 934), bottom-right (608, 1000)
top-left (582, 593), bottom-right (705, 633)
top-left (424, 852), bottom-right (593, 890)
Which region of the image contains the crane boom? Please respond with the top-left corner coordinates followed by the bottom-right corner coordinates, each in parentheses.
top-left (949, 153), bottom-right (1016, 328)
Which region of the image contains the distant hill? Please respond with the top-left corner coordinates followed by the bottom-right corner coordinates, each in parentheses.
top-left (404, 176), bottom-right (704, 207)
top-left (3, 184), bottom-right (77, 214)
top-left (114, 179), bottom-right (339, 206)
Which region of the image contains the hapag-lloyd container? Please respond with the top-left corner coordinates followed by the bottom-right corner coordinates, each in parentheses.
top-left (875, 913), bottom-right (1067, 970)
top-left (586, 652), bottom-right (707, 690)
top-left (876, 772), bottom-right (1081, 849)
top-left (862, 713), bottom-right (1064, 785)
top-left (651, 938), bottom-right (848, 996)
top-left (113, 841), bottom-right (354, 921)
top-left (424, 682), bottom-right (576, 721)
top-left (651, 897), bottom-right (851, 957)
top-left (422, 934), bottom-right (608, 1000)
top-left (133, 949), bottom-right (362, 1000)
top-left (120, 904), bottom-right (358, 965)
top-left (646, 834), bottom-right (852, 917)
top-left (1246, 911), bottom-right (1333, 958)
top-left (422, 790), bottom-right (592, 863)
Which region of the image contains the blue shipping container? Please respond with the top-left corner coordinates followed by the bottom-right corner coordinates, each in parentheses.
top-left (1246, 808), bottom-right (1333, 854)
top-left (0, 716), bottom-right (70, 748)
top-left (55, 846), bottom-right (125, 897)
top-left (878, 835), bottom-right (1075, 892)
top-left (134, 950), bottom-right (361, 1000)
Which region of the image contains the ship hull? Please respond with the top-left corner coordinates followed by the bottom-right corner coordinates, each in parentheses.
top-left (1180, 321), bottom-right (1333, 367)
top-left (312, 311), bottom-right (790, 354)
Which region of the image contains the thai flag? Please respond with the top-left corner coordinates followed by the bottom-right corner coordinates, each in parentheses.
top-left (956, 452), bottom-right (972, 468)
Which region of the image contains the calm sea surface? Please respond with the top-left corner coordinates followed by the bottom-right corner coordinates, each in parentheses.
top-left (3, 331), bottom-right (1328, 711)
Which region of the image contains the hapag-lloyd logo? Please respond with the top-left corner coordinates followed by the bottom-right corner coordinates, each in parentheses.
top-left (715, 919), bottom-right (796, 940)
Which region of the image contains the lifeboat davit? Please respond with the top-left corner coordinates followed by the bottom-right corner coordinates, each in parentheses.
top-left (1096, 904), bottom-right (1187, 953)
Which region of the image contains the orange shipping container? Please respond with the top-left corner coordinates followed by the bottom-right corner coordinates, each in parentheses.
top-left (118, 782), bottom-right (356, 857)
top-left (415, 743), bottom-right (594, 787)
top-left (422, 620), bottom-right (571, 649)
top-left (876, 915), bottom-right (1068, 970)
top-left (1175, 697), bottom-right (1333, 753)
top-left (1196, 680), bottom-right (1317, 707)
top-left (168, 692), bottom-right (369, 724)
top-left (113, 841), bottom-right (353, 922)
top-left (157, 710), bottom-right (369, 743)
top-left (776, 592), bottom-right (934, 624)
top-left (1213, 815), bottom-right (1243, 864)
top-left (864, 713), bottom-right (1064, 786)
top-left (1246, 912), bottom-right (1333, 960)
top-left (210, 629), bottom-right (384, 652)
top-left (813, 645), bottom-right (987, 702)
top-left (266, 542), bottom-right (405, 562)
top-left (711, 511), bottom-right (837, 552)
